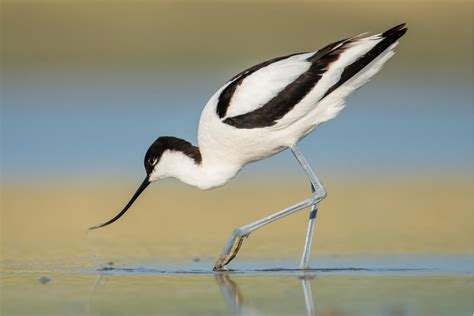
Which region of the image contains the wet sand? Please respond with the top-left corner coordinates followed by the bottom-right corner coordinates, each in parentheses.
top-left (2, 178), bottom-right (473, 261)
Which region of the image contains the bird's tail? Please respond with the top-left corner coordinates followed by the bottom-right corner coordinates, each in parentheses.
top-left (308, 23), bottom-right (408, 126)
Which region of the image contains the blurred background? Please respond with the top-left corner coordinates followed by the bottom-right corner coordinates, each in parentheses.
top-left (1, 0), bottom-right (473, 263)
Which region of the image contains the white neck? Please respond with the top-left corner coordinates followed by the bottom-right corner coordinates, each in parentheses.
top-left (149, 150), bottom-right (240, 190)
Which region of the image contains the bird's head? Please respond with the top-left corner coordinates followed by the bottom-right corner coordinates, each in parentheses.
top-left (89, 136), bottom-right (200, 230)
top-left (143, 137), bottom-right (168, 181)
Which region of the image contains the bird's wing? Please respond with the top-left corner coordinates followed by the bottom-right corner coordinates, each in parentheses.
top-left (216, 24), bottom-right (407, 129)
top-left (216, 51), bottom-right (315, 119)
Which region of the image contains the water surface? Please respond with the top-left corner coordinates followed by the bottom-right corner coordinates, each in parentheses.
top-left (2, 255), bottom-right (473, 315)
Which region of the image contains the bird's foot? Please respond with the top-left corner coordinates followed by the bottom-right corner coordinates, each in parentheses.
top-left (213, 233), bottom-right (247, 271)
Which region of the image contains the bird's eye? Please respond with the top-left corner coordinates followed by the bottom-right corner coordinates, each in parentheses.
top-left (148, 158), bottom-right (157, 166)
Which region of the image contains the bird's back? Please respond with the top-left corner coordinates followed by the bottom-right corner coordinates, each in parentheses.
top-left (198, 24), bottom-right (407, 165)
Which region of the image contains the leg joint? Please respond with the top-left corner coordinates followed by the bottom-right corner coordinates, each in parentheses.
top-left (318, 187), bottom-right (328, 200)
top-left (310, 188), bottom-right (327, 204)
top-left (233, 228), bottom-right (244, 237)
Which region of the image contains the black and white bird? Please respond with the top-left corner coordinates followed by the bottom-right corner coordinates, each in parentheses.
top-left (90, 24), bottom-right (408, 270)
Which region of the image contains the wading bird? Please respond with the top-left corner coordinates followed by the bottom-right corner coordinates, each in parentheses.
top-left (90, 24), bottom-right (407, 270)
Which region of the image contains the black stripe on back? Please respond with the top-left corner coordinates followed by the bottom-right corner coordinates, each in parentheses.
top-left (320, 24), bottom-right (407, 100)
top-left (216, 52), bottom-right (304, 118)
top-left (223, 39), bottom-right (352, 129)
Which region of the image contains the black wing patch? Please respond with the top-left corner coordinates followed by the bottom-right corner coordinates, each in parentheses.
top-left (216, 52), bottom-right (305, 118)
top-left (223, 39), bottom-right (352, 129)
top-left (320, 23), bottom-right (407, 100)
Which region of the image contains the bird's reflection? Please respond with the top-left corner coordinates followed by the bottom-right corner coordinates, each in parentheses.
top-left (215, 274), bottom-right (245, 314)
top-left (88, 271), bottom-right (315, 316)
top-left (215, 272), bottom-right (316, 316)
top-left (300, 274), bottom-right (315, 316)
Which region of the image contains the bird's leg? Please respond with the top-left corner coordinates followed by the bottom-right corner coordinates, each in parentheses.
top-left (290, 145), bottom-right (327, 269)
top-left (299, 185), bottom-right (318, 269)
top-left (213, 198), bottom-right (317, 270)
top-left (213, 145), bottom-right (327, 271)
top-left (213, 228), bottom-right (247, 271)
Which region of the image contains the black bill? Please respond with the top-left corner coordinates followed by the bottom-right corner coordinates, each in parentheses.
top-left (89, 177), bottom-right (150, 230)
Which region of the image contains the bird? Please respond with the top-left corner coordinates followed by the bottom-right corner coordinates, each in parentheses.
top-left (90, 23), bottom-right (408, 271)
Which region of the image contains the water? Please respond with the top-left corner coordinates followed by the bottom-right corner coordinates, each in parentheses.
top-left (2, 255), bottom-right (473, 315)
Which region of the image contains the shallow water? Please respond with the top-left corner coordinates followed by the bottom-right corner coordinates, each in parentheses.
top-left (2, 255), bottom-right (473, 315)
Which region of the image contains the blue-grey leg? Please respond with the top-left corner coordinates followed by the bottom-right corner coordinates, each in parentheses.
top-left (213, 144), bottom-right (327, 271)
top-left (290, 145), bottom-right (327, 269)
top-left (213, 197), bottom-right (317, 270)
top-left (299, 185), bottom-right (318, 269)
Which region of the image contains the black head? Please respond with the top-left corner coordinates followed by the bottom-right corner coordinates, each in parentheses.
top-left (144, 136), bottom-right (202, 175)
top-left (144, 137), bottom-right (168, 175)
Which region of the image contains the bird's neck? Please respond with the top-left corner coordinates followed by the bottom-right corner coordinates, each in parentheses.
top-left (154, 138), bottom-right (240, 190)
